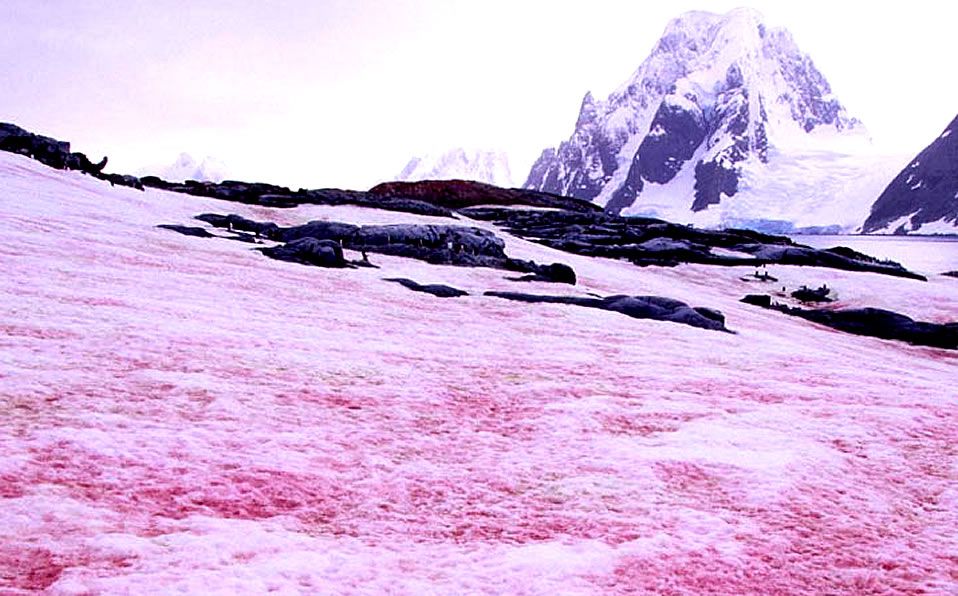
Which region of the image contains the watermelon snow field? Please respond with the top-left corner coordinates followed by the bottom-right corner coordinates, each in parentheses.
top-left (1, 151), bottom-right (957, 594)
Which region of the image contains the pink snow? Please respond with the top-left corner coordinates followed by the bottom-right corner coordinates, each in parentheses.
top-left (0, 152), bottom-right (956, 594)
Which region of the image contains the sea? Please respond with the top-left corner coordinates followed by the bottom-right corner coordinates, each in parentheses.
top-left (794, 235), bottom-right (958, 276)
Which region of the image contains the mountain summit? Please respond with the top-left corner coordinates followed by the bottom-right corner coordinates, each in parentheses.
top-left (525, 8), bottom-right (875, 231)
top-left (396, 149), bottom-right (514, 188)
top-left (138, 153), bottom-right (229, 183)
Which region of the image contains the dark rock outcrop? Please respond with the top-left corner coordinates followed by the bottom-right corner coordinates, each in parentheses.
top-left (943, 271), bottom-right (958, 278)
top-left (741, 295), bottom-right (957, 349)
top-left (195, 214), bottom-right (280, 238)
top-left (367, 179), bottom-right (601, 213)
top-left (196, 213), bottom-right (577, 281)
top-left (790, 285), bottom-right (833, 303)
top-left (102, 173), bottom-right (144, 190)
top-left (3, 122), bottom-right (597, 219)
top-left (385, 278), bottom-right (468, 298)
top-left (0, 122), bottom-right (143, 190)
top-left (157, 224), bottom-right (215, 238)
top-left (741, 294), bottom-right (772, 308)
top-left (260, 238), bottom-right (351, 268)
top-left (507, 263), bottom-right (577, 285)
top-left (485, 291), bottom-right (729, 332)
top-left (863, 114), bottom-right (958, 234)
top-left (460, 207), bottom-right (925, 280)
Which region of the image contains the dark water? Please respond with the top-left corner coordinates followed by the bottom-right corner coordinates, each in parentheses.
top-left (794, 235), bottom-right (958, 275)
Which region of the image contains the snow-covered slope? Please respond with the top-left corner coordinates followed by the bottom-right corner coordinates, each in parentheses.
top-left (525, 8), bottom-right (889, 232)
top-left (1, 150), bottom-right (957, 592)
top-left (397, 149), bottom-right (514, 188)
top-left (138, 152), bottom-right (229, 183)
top-left (863, 114), bottom-right (958, 235)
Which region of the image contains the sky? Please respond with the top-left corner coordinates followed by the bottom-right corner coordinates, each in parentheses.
top-left (1, 1), bottom-right (955, 189)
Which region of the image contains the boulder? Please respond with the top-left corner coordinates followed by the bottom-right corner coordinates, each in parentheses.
top-left (260, 238), bottom-right (350, 268)
top-left (741, 294), bottom-right (772, 308)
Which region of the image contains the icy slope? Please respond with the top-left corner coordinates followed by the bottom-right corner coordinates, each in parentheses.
top-left (397, 149), bottom-right (514, 188)
top-left (525, 8), bottom-right (885, 231)
top-left (1, 151), bottom-right (957, 593)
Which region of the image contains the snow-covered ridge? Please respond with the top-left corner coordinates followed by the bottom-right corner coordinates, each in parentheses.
top-left (137, 152), bottom-right (229, 183)
top-left (396, 148), bottom-right (513, 188)
top-left (525, 7), bottom-right (880, 232)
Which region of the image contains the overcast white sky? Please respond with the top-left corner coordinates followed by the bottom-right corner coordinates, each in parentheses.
top-left (1, 1), bottom-right (954, 189)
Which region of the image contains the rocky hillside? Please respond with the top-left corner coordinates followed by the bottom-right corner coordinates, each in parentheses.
top-left (863, 114), bottom-right (958, 234)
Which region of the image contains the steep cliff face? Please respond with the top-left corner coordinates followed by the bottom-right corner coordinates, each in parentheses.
top-left (863, 115), bottom-right (958, 234)
top-left (525, 8), bottom-right (869, 229)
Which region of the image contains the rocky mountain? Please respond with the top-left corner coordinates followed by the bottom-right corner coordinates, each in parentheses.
top-left (397, 149), bottom-right (514, 188)
top-left (863, 114), bottom-right (958, 234)
top-left (138, 153), bottom-right (229, 183)
top-left (525, 8), bottom-right (880, 232)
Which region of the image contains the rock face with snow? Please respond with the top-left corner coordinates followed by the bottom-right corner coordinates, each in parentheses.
top-left (862, 115), bottom-right (958, 234)
top-left (397, 149), bottom-right (514, 188)
top-left (525, 8), bottom-right (873, 230)
top-left (139, 153), bottom-right (229, 183)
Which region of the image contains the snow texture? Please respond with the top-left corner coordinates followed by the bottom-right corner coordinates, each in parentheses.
top-left (1, 151), bottom-right (957, 593)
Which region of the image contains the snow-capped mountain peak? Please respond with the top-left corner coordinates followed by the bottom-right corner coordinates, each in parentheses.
top-left (138, 153), bottom-right (229, 183)
top-left (396, 149), bottom-right (514, 188)
top-left (525, 8), bottom-right (873, 230)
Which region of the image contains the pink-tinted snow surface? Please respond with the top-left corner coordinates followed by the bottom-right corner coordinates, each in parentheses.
top-left (1, 153), bottom-right (956, 594)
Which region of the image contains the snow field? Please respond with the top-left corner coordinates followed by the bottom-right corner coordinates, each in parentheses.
top-left (0, 153), bottom-right (956, 593)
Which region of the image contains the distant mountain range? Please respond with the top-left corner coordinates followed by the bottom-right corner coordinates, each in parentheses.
top-left (522, 8), bottom-right (927, 235)
top-left (396, 149), bottom-right (513, 188)
top-left (137, 153), bottom-right (229, 183)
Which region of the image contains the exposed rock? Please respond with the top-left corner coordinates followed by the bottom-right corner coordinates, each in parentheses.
top-left (741, 294), bottom-right (773, 308)
top-left (943, 271), bottom-right (958, 278)
top-left (368, 179), bottom-right (601, 213)
top-left (863, 114), bottom-right (958, 234)
top-left (277, 221), bottom-right (360, 244)
top-left (195, 213), bottom-right (280, 238)
top-left (0, 122), bottom-right (147, 192)
top-left (743, 297), bottom-right (957, 350)
top-left (524, 9), bottom-right (861, 219)
top-left (507, 262), bottom-right (577, 285)
top-left (790, 285), bottom-right (833, 303)
top-left (460, 207), bottom-right (925, 280)
top-left (198, 213), bottom-right (576, 280)
top-left (384, 278), bottom-right (468, 298)
top-left (485, 291), bottom-right (729, 332)
top-left (260, 238), bottom-right (351, 268)
top-left (156, 224), bottom-right (215, 238)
